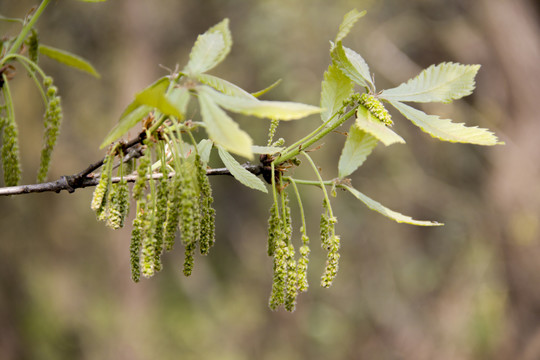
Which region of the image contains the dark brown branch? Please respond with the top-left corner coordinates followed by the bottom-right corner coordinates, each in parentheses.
top-left (0, 163), bottom-right (264, 196)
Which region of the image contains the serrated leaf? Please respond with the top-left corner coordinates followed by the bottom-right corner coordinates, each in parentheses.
top-left (335, 9), bottom-right (366, 43)
top-left (39, 44), bottom-right (100, 78)
top-left (197, 74), bottom-right (255, 99)
top-left (379, 62), bottom-right (481, 103)
top-left (197, 139), bottom-right (213, 164)
top-left (251, 145), bottom-right (284, 154)
top-left (184, 19), bottom-right (231, 75)
top-left (202, 86), bottom-right (321, 120)
top-left (356, 105), bottom-right (405, 146)
top-left (331, 42), bottom-right (373, 90)
top-left (198, 90), bottom-right (253, 159)
top-left (320, 63), bottom-right (354, 124)
top-left (134, 77), bottom-right (181, 118)
top-left (251, 79), bottom-right (282, 98)
top-left (100, 105), bottom-right (151, 148)
top-left (217, 146), bottom-right (267, 193)
top-left (389, 100), bottom-right (502, 145)
top-left (342, 185), bottom-right (442, 226)
top-left (338, 123), bottom-right (378, 178)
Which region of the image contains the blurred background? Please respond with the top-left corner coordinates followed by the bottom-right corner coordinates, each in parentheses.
top-left (0, 0), bottom-right (539, 359)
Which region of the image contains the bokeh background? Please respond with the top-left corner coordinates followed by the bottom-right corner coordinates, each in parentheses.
top-left (0, 0), bottom-right (539, 359)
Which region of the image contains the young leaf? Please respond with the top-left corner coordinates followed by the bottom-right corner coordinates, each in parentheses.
top-left (342, 185), bottom-right (442, 226)
top-left (197, 74), bottom-right (256, 99)
top-left (184, 19), bottom-right (232, 76)
top-left (331, 42), bottom-right (374, 90)
top-left (379, 63), bottom-right (481, 103)
top-left (100, 105), bottom-right (151, 148)
top-left (320, 63), bottom-right (354, 124)
top-left (197, 139), bottom-right (213, 164)
top-left (251, 145), bottom-right (284, 154)
top-left (217, 146), bottom-right (267, 193)
top-left (202, 86), bottom-right (321, 120)
top-left (335, 9), bottom-right (366, 43)
top-left (355, 105), bottom-right (405, 146)
top-left (168, 87), bottom-right (191, 119)
top-left (338, 123), bottom-right (378, 178)
top-left (39, 44), bottom-right (100, 78)
top-left (197, 90), bottom-right (253, 159)
top-left (389, 100), bottom-right (502, 145)
top-left (134, 77), bottom-right (181, 118)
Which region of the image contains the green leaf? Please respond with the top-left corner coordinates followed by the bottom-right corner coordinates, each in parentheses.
top-left (197, 139), bottom-right (213, 164)
top-left (197, 74), bottom-right (255, 99)
top-left (251, 145), bottom-right (284, 154)
top-left (342, 185), bottom-right (442, 226)
top-left (379, 62), bottom-right (481, 103)
top-left (338, 123), bottom-right (378, 178)
top-left (331, 42), bottom-right (373, 90)
top-left (134, 77), bottom-right (181, 118)
top-left (335, 9), bottom-right (366, 43)
top-left (168, 87), bottom-right (191, 119)
top-left (355, 105), bottom-right (405, 146)
top-left (202, 86), bottom-right (321, 120)
top-left (198, 90), bottom-right (253, 159)
top-left (184, 19), bottom-right (232, 75)
top-left (100, 105), bottom-right (151, 148)
top-left (320, 63), bottom-right (354, 124)
top-left (251, 79), bottom-right (282, 98)
top-left (217, 146), bottom-right (267, 193)
top-left (389, 100), bottom-right (502, 145)
top-left (39, 44), bottom-right (100, 78)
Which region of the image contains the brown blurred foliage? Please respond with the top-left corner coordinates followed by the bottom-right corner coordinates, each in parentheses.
top-left (0, 0), bottom-right (539, 359)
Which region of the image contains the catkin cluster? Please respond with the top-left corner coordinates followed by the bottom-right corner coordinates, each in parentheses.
top-left (267, 191), bottom-right (310, 312)
top-left (37, 76), bottom-right (63, 182)
top-left (127, 140), bottom-right (216, 282)
top-left (359, 93), bottom-right (393, 126)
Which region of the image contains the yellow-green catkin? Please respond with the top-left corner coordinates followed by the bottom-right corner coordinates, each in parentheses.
top-left (321, 234), bottom-right (341, 288)
top-left (267, 202), bottom-right (281, 256)
top-left (269, 236), bottom-right (288, 310)
top-left (0, 110), bottom-right (21, 186)
top-left (284, 243), bottom-right (299, 312)
top-left (91, 151), bottom-right (113, 220)
top-left (37, 77), bottom-right (63, 183)
top-left (297, 230), bottom-right (310, 293)
top-left (179, 160), bottom-right (200, 276)
top-left (130, 201), bottom-right (146, 282)
top-left (359, 93), bottom-right (392, 126)
top-left (163, 173), bottom-right (182, 251)
top-left (141, 193), bottom-right (157, 278)
top-left (196, 155), bottom-right (215, 255)
top-left (267, 118), bottom-right (280, 146)
top-left (152, 160), bottom-right (169, 272)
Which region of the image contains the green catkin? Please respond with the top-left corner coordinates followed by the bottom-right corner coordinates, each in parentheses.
top-left (321, 235), bottom-right (341, 288)
top-left (297, 232), bottom-right (310, 292)
top-left (179, 160), bottom-right (200, 276)
top-left (1, 115), bottom-right (21, 186)
top-left (130, 201), bottom-right (146, 282)
top-left (163, 173), bottom-right (182, 251)
top-left (105, 183), bottom-right (123, 229)
top-left (132, 145), bottom-right (151, 201)
top-left (269, 237), bottom-right (288, 310)
top-left (141, 193), bottom-right (157, 278)
top-left (359, 93), bottom-right (393, 126)
top-left (267, 202), bottom-right (281, 256)
top-left (91, 151), bottom-right (113, 220)
top-left (37, 77), bottom-right (63, 182)
top-left (267, 118), bottom-right (280, 146)
top-left (284, 243), bottom-right (299, 312)
top-left (196, 155), bottom-right (216, 255)
top-left (152, 157), bottom-right (170, 272)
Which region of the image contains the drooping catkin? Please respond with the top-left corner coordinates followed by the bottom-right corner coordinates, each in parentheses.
top-left (297, 231), bottom-right (310, 293)
top-left (130, 201), bottom-right (145, 283)
top-left (152, 160), bottom-right (170, 272)
top-left (267, 202), bottom-right (281, 256)
top-left (284, 244), bottom-right (299, 312)
top-left (37, 77), bottom-right (63, 182)
top-left (91, 151), bottom-right (113, 220)
top-left (27, 29), bottom-right (39, 64)
top-left (178, 159), bottom-right (200, 276)
top-left (163, 173), bottom-right (182, 251)
top-left (269, 236), bottom-right (287, 310)
top-left (321, 235), bottom-right (341, 288)
top-left (141, 193), bottom-right (157, 278)
top-left (0, 112), bottom-right (21, 186)
top-left (196, 155), bottom-right (215, 255)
